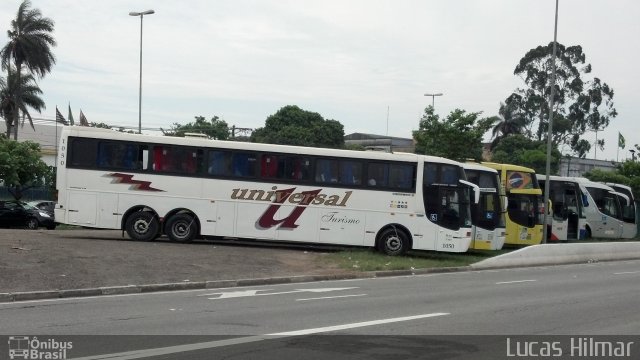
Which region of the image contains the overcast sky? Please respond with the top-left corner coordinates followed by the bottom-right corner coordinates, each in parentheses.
top-left (1, 0), bottom-right (638, 161)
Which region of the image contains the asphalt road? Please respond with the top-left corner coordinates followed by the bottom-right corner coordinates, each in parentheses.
top-left (1, 259), bottom-right (638, 359)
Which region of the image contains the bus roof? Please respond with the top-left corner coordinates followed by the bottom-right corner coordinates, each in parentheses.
top-left (462, 162), bottom-right (498, 174)
top-left (480, 162), bottom-right (536, 173)
top-left (60, 126), bottom-right (463, 166)
top-left (537, 174), bottom-right (580, 183)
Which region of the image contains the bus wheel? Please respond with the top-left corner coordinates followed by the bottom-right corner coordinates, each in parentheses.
top-left (585, 227), bottom-right (592, 239)
top-left (125, 212), bottom-right (159, 241)
top-left (377, 228), bottom-right (409, 256)
top-left (165, 214), bottom-right (197, 243)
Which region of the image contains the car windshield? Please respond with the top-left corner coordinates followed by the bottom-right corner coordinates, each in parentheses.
top-left (21, 202), bottom-right (38, 210)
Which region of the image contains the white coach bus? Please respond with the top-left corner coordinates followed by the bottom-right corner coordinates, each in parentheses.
top-left (462, 163), bottom-right (506, 250)
top-left (538, 175), bottom-right (587, 241)
top-left (567, 178), bottom-right (626, 239)
top-left (603, 182), bottom-right (637, 239)
top-left (55, 127), bottom-right (479, 255)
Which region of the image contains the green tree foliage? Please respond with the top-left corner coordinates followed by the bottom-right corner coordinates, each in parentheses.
top-left (0, 0), bottom-right (56, 140)
top-left (162, 116), bottom-right (229, 140)
top-left (501, 42), bottom-right (616, 157)
top-left (0, 136), bottom-right (49, 199)
top-left (490, 99), bottom-right (527, 149)
top-left (413, 106), bottom-right (494, 162)
top-left (491, 134), bottom-right (561, 174)
top-left (251, 105), bottom-right (345, 148)
top-left (0, 70), bottom-right (44, 137)
top-left (584, 161), bottom-right (640, 199)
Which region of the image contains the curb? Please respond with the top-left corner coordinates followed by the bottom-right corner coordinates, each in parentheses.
top-left (0, 266), bottom-right (471, 303)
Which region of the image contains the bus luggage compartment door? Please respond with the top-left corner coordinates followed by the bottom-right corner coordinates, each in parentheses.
top-left (68, 191), bottom-right (97, 226)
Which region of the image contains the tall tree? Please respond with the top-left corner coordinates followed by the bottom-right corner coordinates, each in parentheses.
top-left (0, 69), bottom-right (44, 138)
top-left (490, 96), bottom-right (527, 150)
top-left (413, 106), bottom-right (495, 162)
top-left (162, 116), bottom-right (229, 140)
top-left (251, 105), bottom-right (345, 148)
top-left (0, 0), bottom-right (56, 139)
top-left (0, 136), bottom-right (49, 199)
top-left (505, 42), bottom-right (616, 157)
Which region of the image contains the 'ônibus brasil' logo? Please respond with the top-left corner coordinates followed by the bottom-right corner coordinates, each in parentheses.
top-left (231, 187), bottom-right (352, 230)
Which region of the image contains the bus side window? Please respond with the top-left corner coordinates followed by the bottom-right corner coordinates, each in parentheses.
top-left (153, 146), bottom-right (164, 171)
top-left (367, 163), bottom-right (388, 187)
top-left (389, 164), bottom-right (413, 190)
top-left (208, 150), bottom-right (231, 176)
top-left (316, 159), bottom-right (338, 183)
top-left (261, 155), bottom-right (278, 178)
top-left (339, 160), bottom-right (362, 185)
top-left (232, 152), bottom-right (256, 177)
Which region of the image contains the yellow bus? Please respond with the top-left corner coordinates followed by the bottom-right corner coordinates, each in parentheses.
top-left (481, 162), bottom-right (544, 246)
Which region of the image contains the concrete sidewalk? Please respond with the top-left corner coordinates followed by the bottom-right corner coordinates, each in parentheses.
top-left (471, 241), bottom-right (640, 269)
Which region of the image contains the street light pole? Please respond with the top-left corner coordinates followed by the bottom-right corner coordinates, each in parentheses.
top-left (129, 9), bottom-right (155, 134)
top-left (542, 0), bottom-right (559, 245)
top-left (424, 93), bottom-right (443, 108)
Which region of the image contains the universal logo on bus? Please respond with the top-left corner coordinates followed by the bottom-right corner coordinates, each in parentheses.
top-left (231, 187), bottom-right (352, 230)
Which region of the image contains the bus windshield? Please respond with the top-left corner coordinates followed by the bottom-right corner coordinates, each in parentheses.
top-left (610, 186), bottom-right (636, 223)
top-left (507, 194), bottom-right (543, 228)
top-left (465, 170), bottom-right (502, 230)
top-left (423, 163), bottom-right (472, 231)
top-left (586, 187), bottom-right (622, 220)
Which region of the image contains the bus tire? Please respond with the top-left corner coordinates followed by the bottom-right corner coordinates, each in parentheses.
top-left (125, 211), bottom-right (159, 242)
top-left (585, 226), bottom-right (592, 239)
top-left (377, 227), bottom-right (409, 256)
top-left (165, 213), bottom-right (197, 243)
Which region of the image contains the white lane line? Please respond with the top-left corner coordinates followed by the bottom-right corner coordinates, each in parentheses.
top-left (614, 271), bottom-right (640, 275)
top-left (495, 279), bottom-right (537, 285)
top-left (69, 312), bottom-right (449, 360)
top-left (271, 312), bottom-right (450, 336)
top-left (296, 294), bottom-right (367, 301)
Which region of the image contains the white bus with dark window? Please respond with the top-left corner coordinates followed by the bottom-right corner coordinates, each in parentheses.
top-left (55, 127), bottom-right (479, 255)
top-left (567, 178), bottom-right (627, 239)
top-left (462, 163), bottom-right (506, 250)
top-left (539, 175), bottom-right (587, 241)
top-left (603, 182), bottom-right (637, 239)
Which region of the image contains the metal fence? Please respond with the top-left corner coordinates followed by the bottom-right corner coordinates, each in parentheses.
top-left (0, 186), bottom-right (54, 201)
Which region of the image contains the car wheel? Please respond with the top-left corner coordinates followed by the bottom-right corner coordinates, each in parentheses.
top-left (26, 218), bottom-right (39, 230)
top-left (165, 213), bottom-right (198, 243)
top-left (125, 211), bottom-right (159, 241)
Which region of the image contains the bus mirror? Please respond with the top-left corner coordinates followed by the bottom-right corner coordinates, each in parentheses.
top-left (459, 179), bottom-right (480, 204)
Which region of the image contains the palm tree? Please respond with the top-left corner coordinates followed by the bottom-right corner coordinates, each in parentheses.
top-left (490, 101), bottom-right (526, 150)
top-left (0, 69), bottom-right (45, 138)
top-left (0, 0), bottom-right (55, 140)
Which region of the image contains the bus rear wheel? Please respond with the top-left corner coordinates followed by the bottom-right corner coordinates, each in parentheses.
top-left (125, 211), bottom-right (159, 241)
top-left (377, 228), bottom-right (409, 256)
top-left (165, 214), bottom-right (197, 243)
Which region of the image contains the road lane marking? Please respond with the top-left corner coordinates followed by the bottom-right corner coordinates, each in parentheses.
top-left (69, 312), bottom-right (449, 359)
top-left (495, 279), bottom-right (537, 285)
top-left (270, 312), bottom-right (450, 336)
top-left (296, 294), bottom-right (367, 301)
top-left (614, 271), bottom-right (640, 275)
top-left (204, 287), bottom-right (359, 300)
